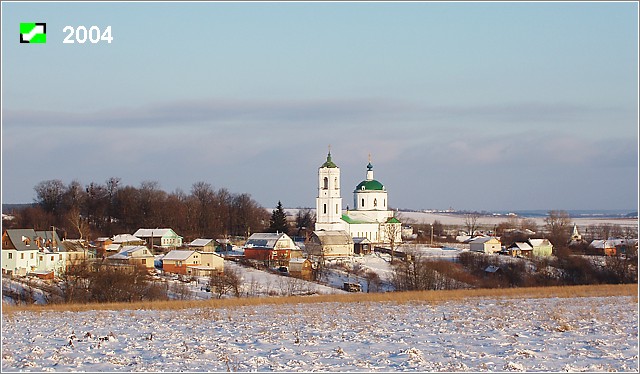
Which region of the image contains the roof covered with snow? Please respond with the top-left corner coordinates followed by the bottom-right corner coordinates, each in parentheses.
top-left (469, 236), bottom-right (500, 244)
top-left (117, 245), bottom-right (152, 257)
top-left (245, 233), bottom-right (292, 249)
top-left (528, 239), bottom-right (551, 247)
top-left (133, 228), bottom-right (181, 238)
top-left (162, 250), bottom-right (197, 261)
top-left (189, 238), bottom-right (215, 247)
top-left (312, 230), bottom-right (354, 245)
top-left (112, 234), bottom-right (143, 244)
top-left (509, 242), bottom-right (533, 250)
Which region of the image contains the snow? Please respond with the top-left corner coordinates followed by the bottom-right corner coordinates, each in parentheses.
top-left (2, 295), bottom-right (637, 372)
top-left (397, 211), bottom-right (638, 229)
top-left (224, 261), bottom-right (343, 297)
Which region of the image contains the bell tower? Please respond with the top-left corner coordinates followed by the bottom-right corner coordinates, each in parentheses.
top-left (315, 149), bottom-right (343, 231)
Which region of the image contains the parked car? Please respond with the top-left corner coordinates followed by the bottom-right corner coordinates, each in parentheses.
top-left (200, 285), bottom-right (211, 292)
top-left (343, 282), bottom-right (362, 292)
top-left (277, 266), bottom-right (289, 276)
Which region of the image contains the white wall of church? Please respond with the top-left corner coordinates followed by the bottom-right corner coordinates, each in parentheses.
top-left (315, 160), bottom-right (343, 231)
top-left (354, 191), bottom-right (387, 212)
top-left (346, 222), bottom-right (380, 242)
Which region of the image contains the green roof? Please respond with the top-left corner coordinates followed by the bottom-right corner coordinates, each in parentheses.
top-left (386, 217), bottom-right (401, 224)
top-left (355, 179), bottom-right (384, 191)
top-left (321, 153), bottom-right (338, 168)
top-left (341, 214), bottom-right (373, 224)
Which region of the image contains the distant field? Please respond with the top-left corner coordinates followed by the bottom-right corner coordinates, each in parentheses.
top-left (3, 283), bottom-right (636, 315)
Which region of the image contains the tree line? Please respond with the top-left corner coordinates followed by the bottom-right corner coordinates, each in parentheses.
top-left (6, 178), bottom-right (271, 241)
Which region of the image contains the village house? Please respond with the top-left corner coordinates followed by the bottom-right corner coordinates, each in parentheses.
top-left (504, 242), bottom-right (533, 257)
top-left (288, 257), bottom-right (313, 281)
top-left (185, 252), bottom-right (225, 276)
top-left (469, 237), bottom-right (502, 254)
top-left (2, 229), bottom-right (41, 276)
top-left (353, 237), bottom-right (372, 255)
top-left (305, 230), bottom-right (354, 257)
top-left (244, 233), bottom-right (298, 265)
top-left (107, 245), bottom-right (155, 269)
top-left (2, 229), bottom-right (91, 277)
top-left (36, 251), bottom-right (69, 276)
top-left (110, 234), bottom-right (145, 256)
top-left (200, 252), bottom-right (224, 271)
top-left (588, 239), bottom-right (637, 256)
top-left (528, 238), bottom-right (553, 257)
top-left (188, 238), bottom-right (217, 252)
top-left (161, 250), bottom-right (201, 274)
top-left (93, 237), bottom-right (113, 257)
top-left (133, 228), bottom-right (183, 250)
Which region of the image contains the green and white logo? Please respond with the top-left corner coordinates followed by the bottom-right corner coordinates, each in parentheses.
top-left (20, 23), bottom-right (46, 43)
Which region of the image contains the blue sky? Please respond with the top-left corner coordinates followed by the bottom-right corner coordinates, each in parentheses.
top-left (2, 2), bottom-right (638, 212)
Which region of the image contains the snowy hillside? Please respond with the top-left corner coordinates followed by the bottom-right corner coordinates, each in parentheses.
top-left (2, 295), bottom-right (637, 372)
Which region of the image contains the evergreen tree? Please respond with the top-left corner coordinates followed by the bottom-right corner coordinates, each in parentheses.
top-left (269, 201), bottom-right (289, 234)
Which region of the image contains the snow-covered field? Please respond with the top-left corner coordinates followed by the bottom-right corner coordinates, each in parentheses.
top-left (391, 211), bottom-right (638, 229)
top-left (2, 295), bottom-right (637, 372)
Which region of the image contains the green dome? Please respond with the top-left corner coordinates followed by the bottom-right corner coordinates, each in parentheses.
top-left (321, 152), bottom-right (338, 168)
top-left (355, 179), bottom-right (384, 191)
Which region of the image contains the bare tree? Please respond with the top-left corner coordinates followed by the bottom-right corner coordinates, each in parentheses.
top-left (209, 268), bottom-right (242, 299)
top-left (544, 210), bottom-right (572, 247)
top-left (384, 222), bottom-right (401, 263)
top-left (391, 251), bottom-right (438, 291)
top-left (67, 207), bottom-right (91, 240)
top-left (363, 270), bottom-right (382, 293)
top-left (464, 212), bottom-right (481, 236)
top-left (34, 179), bottom-right (66, 214)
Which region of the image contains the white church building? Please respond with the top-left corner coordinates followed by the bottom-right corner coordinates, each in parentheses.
top-left (315, 152), bottom-right (402, 245)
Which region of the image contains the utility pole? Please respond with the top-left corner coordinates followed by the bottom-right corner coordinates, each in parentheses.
top-left (430, 223), bottom-right (434, 247)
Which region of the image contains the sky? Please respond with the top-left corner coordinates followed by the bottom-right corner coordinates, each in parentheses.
top-left (2, 2), bottom-right (638, 212)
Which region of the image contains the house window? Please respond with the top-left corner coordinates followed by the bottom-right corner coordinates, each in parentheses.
top-left (30, 253), bottom-right (34, 259)
top-left (374, 198), bottom-right (377, 207)
top-left (8, 253), bottom-right (12, 260)
top-left (51, 256), bottom-right (54, 261)
top-left (323, 177), bottom-right (328, 189)
top-left (323, 204), bottom-right (327, 214)
top-left (361, 198), bottom-right (365, 207)
top-left (20, 253), bottom-right (24, 260)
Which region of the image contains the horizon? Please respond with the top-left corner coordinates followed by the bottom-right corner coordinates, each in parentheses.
top-left (2, 2), bottom-right (638, 212)
top-left (2, 201), bottom-right (637, 217)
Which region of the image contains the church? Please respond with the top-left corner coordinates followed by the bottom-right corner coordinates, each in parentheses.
top-left (314, 151), bottom-right (402, 246)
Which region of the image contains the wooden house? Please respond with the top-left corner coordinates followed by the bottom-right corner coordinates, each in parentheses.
top-left (306, 231), bottom-right (354, 257)
top-left (188, 238), bottom-right (216, 252)
top-left (288, 258), bottom-right (313, 280)
top-left (505, 242), bottom-right (533, 257)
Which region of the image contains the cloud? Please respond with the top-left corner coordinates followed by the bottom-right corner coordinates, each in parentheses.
top-left (4, 97), bottom-right (620, 134)
top-left (3, 97), bottom-right (408, 130)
